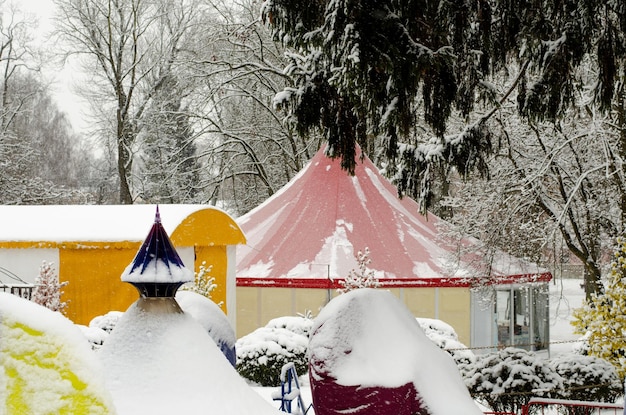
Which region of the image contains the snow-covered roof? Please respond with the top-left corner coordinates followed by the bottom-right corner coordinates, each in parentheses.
top-left (121, 207), bottom-right (194, 286)
top-left (237, 146), bottom-right (548, 285)
top-left (0, 204), bottom-right (243, 245)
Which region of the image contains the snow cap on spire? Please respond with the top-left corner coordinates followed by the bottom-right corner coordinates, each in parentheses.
top-left (121, 205), bottom-right (193, 297)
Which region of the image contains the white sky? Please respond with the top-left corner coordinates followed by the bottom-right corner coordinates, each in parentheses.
top-left (15, 0), bottom-right (89, 133)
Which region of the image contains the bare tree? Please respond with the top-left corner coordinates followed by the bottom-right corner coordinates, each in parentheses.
top-left (184, 0), bottom-right (318, 215)
top-left (0, 3), bottom-right (89, 204)
top-left (54, 0), bottom-right (208, 203)
top-left (442, 87), bottom-right (621, 300)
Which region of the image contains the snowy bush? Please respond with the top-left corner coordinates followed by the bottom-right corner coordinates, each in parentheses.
top-left (79, 311), bottom-right (124, 350)
top-left (89, 311), bottom-right (124, 333)
top-left (571, 332), bottom-right (590, 356)
top-left (338, 247), bottom-right (380, 293)
top-left (78, 325), bottom-right (109, 350)
top-left (572, 237), bottom-right (626, 377)
top-left (464, 347), bottom-right (564, 414)
top-left (31, 261), bottom-right (68, 314)
top-left (265, 315), bottom-right (314, 338)
top-left (180, 261), bottom-right (218, 301)
top-left (416, 317), bottom-right (476, 366)
top-left (236, 324), bottom-right (309, 386)
top-left (550, 354), bottom-right (623, 403)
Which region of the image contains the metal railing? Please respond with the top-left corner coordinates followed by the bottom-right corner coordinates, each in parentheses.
top-left (273, 363), bottom-right (312, 415)
top-left (521, 397), bottom-right (624, 415)
top-left (0, 266), bottom-right (34, 299)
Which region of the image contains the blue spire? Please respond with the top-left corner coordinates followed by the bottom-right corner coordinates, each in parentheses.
top-left (122, 206), bottom-right (193, 297)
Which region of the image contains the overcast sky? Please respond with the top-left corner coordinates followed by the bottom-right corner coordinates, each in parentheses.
top-left (18, 0), bottom-right (88, 134)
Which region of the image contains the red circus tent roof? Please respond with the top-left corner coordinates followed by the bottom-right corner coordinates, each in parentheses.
top-left (236, 146), bottom-right (550, 289)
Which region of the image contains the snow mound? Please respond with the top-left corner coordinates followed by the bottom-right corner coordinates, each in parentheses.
top-left (309, 288), bottom-right (483, 415)
top-left (90, 311), bottom-right (125, 333)
top-left (99, 298), bottom-right (282, 415)
top-left (0, 292), bottom-right (115, 414)
top-left (78, 324), bottom-right (109, 350)
top-left (176, 290), bottom-right (237, 366)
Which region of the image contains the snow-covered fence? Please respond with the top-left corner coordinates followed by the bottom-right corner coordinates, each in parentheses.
top-left (0, 266), bottom-right (34, 299)
top-left (0, 283), bottom-right (34, 299)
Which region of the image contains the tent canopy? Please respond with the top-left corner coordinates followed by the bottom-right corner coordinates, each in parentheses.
top-left (237, 146), bottom-right (547, 286)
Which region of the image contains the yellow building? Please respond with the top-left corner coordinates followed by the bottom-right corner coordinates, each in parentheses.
top-left (0, 205), bottom-right (245, 326)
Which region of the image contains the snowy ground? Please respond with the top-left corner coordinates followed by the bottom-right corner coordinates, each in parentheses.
top-left (0, 277), bottom-right (600, 415)
top-left (548, 277), bottom-right (585, 357)
top-left (252, 277), bottom-right (589, 413)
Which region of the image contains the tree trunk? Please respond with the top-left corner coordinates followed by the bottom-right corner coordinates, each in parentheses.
top-left (618, 86), bottom-right (626, 231)
top-left (583, 263), bottom-right (603, 302)
top-left (117, 109), bottom-right (134, 205)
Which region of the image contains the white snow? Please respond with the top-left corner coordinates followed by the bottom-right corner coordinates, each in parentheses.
top-left (309, 288), bottom-right (484, 414)
top-left (309, 220), bottom-right (357, 279)
top-left (0, 292), bottom-right (115, 413)
top-left (121, 258), bottom-right (194, 283)
top-left (549, 278), bottom-right (586, 356)
top-left (99, 299), bottom-right (282, 415)
top-left (0, 204), bottom-right (221, 242)
top-left (175, 290), bottom-right (236, 352)
top-left (78, 324), bottom-right (109, 349)
top-left (0, 275), bottom-right (609, 415)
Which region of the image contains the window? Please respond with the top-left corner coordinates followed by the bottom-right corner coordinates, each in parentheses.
top-left (494, 285), bottom-right (548, 351)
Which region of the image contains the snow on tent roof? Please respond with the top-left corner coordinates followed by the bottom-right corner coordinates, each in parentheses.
top-left (236, 146), bottom-right (548, 285)
top-left (0, 204), bottom-right (226, 243)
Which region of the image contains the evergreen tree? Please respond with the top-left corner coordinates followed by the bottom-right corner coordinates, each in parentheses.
top-left (262, 0), bottom-right (626, 210)
top-left (32, 261), bottom-right (68, 315)
top-left (338, 247), bottom-right (380, 293)
top-left (138, 74), bottom-right (201, 203)
top-left (572, 237), bottom-right (626, 377)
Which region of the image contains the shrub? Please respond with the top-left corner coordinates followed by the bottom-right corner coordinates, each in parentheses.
top-left (464, 347), bottom-right (564, 414)
top-left (265, 315), bottom-right (314, 338)
top-left (337, 247), bottom-right (380, 294)
top-left (89, 311), bottom-right (124, 333)
top-left (416, 317), bottom-right (476, 367)
top-left (550, 354), bottom-right (622, 403)
top-left (572, 237), bottom-right (626, 378)
top-left (32, 261), bottom-right (68, 314)
top-left (236, 326), bottom-right (309, 386)
top-left (77, 325), bottom-right (109, 351)
top-left (180, 261), bottom-right (218, 301)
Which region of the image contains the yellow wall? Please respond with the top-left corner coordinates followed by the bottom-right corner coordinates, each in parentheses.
top-left (60, 242), bottom-right (236, 326)
top-left (236, 287), bottom-right (330, 336)
top-left (60, 244), bottom-right (139, 325)
top-left (237, 287), bottom-right (260, 335)
top-left (236, 286), bottom-right (472, 346)
top-left (403, 287), bottom-right (437, 318)
top-left (295, 288), bottom-right (329, 317)
top-left (260, 288), bottom-right (293, 325)
top-left (438, 287), bottom-right (471, 345)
